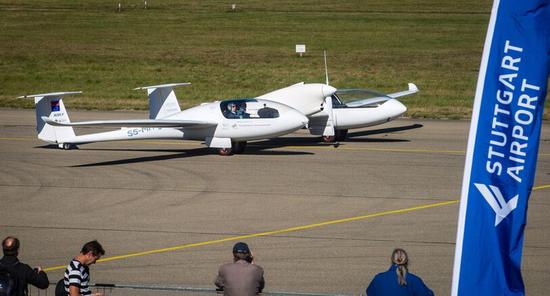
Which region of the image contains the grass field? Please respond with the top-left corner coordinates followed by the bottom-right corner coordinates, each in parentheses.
top-left (1, 0), bottom-right (546, 119)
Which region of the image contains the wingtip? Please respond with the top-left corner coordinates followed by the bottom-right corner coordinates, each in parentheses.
top-left (408, 83), bottom-right (419, 92)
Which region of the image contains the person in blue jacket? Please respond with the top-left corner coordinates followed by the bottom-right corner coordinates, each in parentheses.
top-left (366, 248), bottom-right (434, 296)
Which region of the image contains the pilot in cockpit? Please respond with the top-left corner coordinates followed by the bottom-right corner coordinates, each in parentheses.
top-left (237, 102), bottom-right (250, 118)
top-left (224, 102), bottom-right (239, 119)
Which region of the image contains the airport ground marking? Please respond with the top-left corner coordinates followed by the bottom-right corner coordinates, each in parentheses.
top-left (39, 183), bottom-right (550, 272)
top-left (44, 199), bottom-right (458, 271)
top-left (2, 136), bottom-right (550, 156)
top-left (286, 145), bottom-right (466, 155)
top-left (534, 184), bottom-right (550, 190)
top-left (0, 137), bottom-right (34, 141)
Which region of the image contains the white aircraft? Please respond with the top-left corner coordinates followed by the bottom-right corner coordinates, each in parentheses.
top-left (259, 53), bottom-right (419, 142)
top-left (22, 82), bottom-right (336, 155)
top-left (259, 82), bottom-right (418, 142)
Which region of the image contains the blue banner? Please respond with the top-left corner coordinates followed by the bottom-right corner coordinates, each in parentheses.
top-left (452, 1), bottom-right (550, 295)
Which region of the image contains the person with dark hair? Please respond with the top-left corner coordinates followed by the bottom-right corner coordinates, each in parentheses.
top-left (63, 240), bottom-right (105, 296)
top-left (236, 102), bottom-right (250, 118)
top-left (366, 248), bottom-right (434, 296)
top-left (215, 242), bottom-right (265, 296)
top-left (0, 236), bottom-right (49, 296)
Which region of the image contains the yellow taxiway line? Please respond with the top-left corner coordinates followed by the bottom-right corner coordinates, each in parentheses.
top-left (43, 184), bottom-right (549, 271)
top-left (1, 136), bottom-right (549, 156)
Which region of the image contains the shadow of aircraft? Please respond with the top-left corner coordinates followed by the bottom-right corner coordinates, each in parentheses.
top-left (250, 123), bottom-right (424, 148)
top-left (40, 123), bottom-right (422, 166)
top-left (72, 147), bottom-right (313, 167)
top-left (347, 123), bottom-right (423, 138)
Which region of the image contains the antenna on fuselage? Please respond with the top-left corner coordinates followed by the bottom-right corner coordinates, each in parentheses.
top-left (324, 50), bottom-right (329, 85)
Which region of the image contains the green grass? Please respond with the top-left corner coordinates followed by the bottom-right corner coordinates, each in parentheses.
top-left (0, 0), bottom-right (547, 118)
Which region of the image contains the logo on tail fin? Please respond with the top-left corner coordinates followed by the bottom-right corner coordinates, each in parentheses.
top-left (51, 100), bottom-right (60, 112)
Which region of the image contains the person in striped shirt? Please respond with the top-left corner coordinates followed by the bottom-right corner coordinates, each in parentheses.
top-left (63, 240), bottom-right (105, 296)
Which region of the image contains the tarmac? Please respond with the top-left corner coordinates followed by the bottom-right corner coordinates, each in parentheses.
top-left (0, 108), bottom-right (549, 296)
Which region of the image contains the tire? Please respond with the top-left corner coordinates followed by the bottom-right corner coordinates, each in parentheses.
top-left (218, 148), bottom-right (233, 156)
top-left (232, 141), bottom-right (247, 154)
top-left (335, 129), bottom-right (348, 141)
top-left (322, 135), bottom-right (335, 143)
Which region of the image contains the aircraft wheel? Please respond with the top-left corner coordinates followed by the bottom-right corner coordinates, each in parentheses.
top-left (62, 143), bottom-right (75, 150)
top-left (322, 135), bottom-right (335, 143)
top-left (218, 148), bottom-right (233, 156)
top-left (232, 141), bottom-right (247, 154)
top-left (335, 129), bottom-right (348, 141)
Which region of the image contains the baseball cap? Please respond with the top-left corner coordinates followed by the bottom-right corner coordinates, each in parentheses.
top-left (233, 242), bottom-right (250, 254)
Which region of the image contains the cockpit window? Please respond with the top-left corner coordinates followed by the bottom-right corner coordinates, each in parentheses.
top-left (334, 89), bottom-right (391, 108)
top-left (221, 99), bottom-right (280, 119)
top-left (331, 95), bottom-right (346, 108)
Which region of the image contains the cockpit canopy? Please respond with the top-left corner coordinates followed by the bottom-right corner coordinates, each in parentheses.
top-left (333, 89), bottom-right (392, 108)
top-left (220, 98), bottom-right (280, 119)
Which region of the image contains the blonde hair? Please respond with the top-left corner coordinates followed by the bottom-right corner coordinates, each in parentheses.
top-left (391, 248), bottom-right (409, 286)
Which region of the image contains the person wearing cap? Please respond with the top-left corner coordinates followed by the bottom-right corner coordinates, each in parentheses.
top-left (215, 242), bottom-right (265, 296)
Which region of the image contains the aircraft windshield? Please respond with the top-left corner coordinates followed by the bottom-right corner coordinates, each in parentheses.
top-left (221, 99), bottom-right (280, 119)
top-left (333, 89), bottom-right (392, 108)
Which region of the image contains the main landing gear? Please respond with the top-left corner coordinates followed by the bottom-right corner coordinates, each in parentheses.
top-left (322, 135), bottom-right (335, 143)
top-left (218, 148), bottom-right (232, 156)
top-left (59, 143), bottom-right (78, 150)
top-left (322, 129), bottom-right (348, 143)
top-left (335, 129), bottom-right (348, 141)
top-left (217, 141), bottom-right (247, 156)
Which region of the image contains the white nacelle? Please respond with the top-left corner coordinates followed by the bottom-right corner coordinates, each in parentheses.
top-left (306, 85), bottom-right (414, 138)
top-left (333, 99), bottom-right (407, 129)
top-left (258, 83), bottom-right (337, 116)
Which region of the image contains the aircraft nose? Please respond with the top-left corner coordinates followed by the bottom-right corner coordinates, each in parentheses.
top-left (288, 109), bottom-right (309, 128)
top-left (387, 99), bottom-right (407, 117)
top-left (395, 99), bottom-right (407, 114)
top-left (322, 85), bottom-right (337, 97)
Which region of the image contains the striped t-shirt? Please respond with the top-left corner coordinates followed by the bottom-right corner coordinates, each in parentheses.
top-left (64, 259), bottom-right (92, 295)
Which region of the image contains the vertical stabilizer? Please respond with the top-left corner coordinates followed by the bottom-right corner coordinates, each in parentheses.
top-left (134, 82), bottom-right (190, 119)
top-left (19, 91), bottom-right (80, 143)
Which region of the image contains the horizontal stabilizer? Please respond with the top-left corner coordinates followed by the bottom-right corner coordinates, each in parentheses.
top-left (133, 82), bottom-right (191, 90)
top-left (18, 91), bottom-right (82, 100)
top-left (134, 82), bottom-right (190, 119)
top-left (42, 117), bottom-right (217, 128)
top-left (387, 83), bottom-right (419, 99)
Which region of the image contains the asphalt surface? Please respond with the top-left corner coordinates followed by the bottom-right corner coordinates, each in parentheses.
top-left (0, 109), bottom-right (549, 296)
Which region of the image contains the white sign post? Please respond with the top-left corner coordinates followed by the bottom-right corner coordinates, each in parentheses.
top-left (295, 44), bottom-right (306, 57)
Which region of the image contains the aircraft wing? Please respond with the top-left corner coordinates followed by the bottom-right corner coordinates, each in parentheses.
top-left (387, 83), bottom-right (419, 99)
top-left (336, 88), bottom-right (392, 108)
top-left (41, 117), bottom-right (217, 128)
top-left (337, 83), bottom-right (419, 107)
